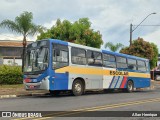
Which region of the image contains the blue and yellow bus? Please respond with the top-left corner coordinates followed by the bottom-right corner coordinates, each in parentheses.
top-left (23, 39), bottom-right (150, 96)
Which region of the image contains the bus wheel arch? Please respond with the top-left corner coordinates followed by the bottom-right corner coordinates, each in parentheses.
top-left (72, 78), bottom-right (85, 96)
top-left (126, 80), bottom-right (134, 93)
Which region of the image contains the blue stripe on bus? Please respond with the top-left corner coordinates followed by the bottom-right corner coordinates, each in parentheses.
top-left (115, 76), bottom-right (123, 88)
top-left (114, 76), bottom-right (120, 88)
top-left (110, 76), bottom-right (119, 88)
top-left (109, 76), bottom-right (115, 88)
top-left (49, 39), bottom-right (68, 46)
top-left (127, 77), bottom-right (150, 88)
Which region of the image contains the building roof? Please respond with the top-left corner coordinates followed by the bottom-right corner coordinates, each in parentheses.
top-left (0, 40), bottom-right (33, 47)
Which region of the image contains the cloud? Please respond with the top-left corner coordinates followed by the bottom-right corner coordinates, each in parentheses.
top-left (43, 20), bottom-right (57, 29)
top-left (0, 34), bottom-right (34, 41)
top-left (0, 0), bottom-right (160, 51)
top-left (142, 29), bottom-right (160, 51)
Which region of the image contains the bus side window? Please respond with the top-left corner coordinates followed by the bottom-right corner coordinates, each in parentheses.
top-left (127, 58), bottom-right (137, 70)
top-left (103, 53), bottom-right (116, 68)
top-left (116, 56), bottom-right (127, 69)
top-left (71, 47), bottom-right (86, 65)
top-left (87, 50), bottom-right (102, 67)
top-left (137, 60), bottom-right (146, 72)
top-left (145, 61), bottom-right (149, 71)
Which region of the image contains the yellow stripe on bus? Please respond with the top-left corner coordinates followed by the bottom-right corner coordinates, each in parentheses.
top-left (55, 66), bottom-right (150, 78)
top-left (55, 66), bottom-right (103, 75)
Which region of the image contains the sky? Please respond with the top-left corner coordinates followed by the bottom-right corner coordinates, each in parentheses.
top-left (0, 0), bottom-right (160, 51)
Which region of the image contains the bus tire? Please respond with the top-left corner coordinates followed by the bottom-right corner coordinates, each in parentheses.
top-left (126, 80), bottom-right (134, 93)
top-left (72, 79), bottom-right (84, 96)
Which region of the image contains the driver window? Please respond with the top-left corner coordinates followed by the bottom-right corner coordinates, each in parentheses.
top-left (56, 50), bottom-right (68, 62)
top-left (52, 44), bottom-right (69, 69)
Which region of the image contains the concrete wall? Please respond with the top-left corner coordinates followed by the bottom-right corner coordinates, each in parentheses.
top-left (3, 59), bottom-right (22, 66)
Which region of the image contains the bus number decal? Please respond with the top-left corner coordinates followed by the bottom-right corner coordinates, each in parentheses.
top-left (110, 70), bottom-right (128, 76)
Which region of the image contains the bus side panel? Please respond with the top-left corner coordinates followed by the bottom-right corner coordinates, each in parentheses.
top-left (68, 73), bottom-right (102, 90)
top-left (126, 77), bottom-right (150, 88)
top-left (50, 73), bottom-right (69, 90)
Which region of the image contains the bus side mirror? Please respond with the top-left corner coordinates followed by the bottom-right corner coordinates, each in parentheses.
top-left (56, 49), bottom-right (60, 56)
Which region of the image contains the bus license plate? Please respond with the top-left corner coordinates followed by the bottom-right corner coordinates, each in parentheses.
top-left (29, 85), bottom-right (35, 89)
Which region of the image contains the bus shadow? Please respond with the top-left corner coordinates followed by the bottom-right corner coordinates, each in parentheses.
top-left (22, 89), bottom-right (156, 99)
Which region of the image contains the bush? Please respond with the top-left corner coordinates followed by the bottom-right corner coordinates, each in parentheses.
top-left (0, 65), bottom-right (23, 84)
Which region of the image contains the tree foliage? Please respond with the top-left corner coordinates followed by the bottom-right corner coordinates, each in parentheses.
top-left (0, 11), bottom-right (44, 71)
top-left (0, 11), bottom-right (43, 38)
top-left (120, 38), bottom-right (158, 69)
top-left (150, 42), bottom-right (158, 68)
top-left (104, 42), bottom-right (124, 52)
top-left (37, 18), bottom-right (103, 48)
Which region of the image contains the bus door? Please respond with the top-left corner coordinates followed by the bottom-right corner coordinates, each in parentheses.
top-left (102, 54), bottom-right (117, 89)
top-left (87, 50), bottom-right (103, 89)
top-left (52, 43), bottom-right (69, 90)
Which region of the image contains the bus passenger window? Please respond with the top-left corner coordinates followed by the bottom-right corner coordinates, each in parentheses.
top-left (116, 56), bottom-right (127, 69)
top-left (137, 60), bottom-right (146, 72)
top-left (103, 54), bottom-right (116, 68)
top-left (71, 47), bottom-right (86, 65)
top-left (87, 51), bottom-right (102, 66)
top-left (127, 58), bottom-right (137, 70)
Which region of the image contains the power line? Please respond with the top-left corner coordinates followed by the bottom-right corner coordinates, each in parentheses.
top-left (133, 25), bottom-right (160, 26)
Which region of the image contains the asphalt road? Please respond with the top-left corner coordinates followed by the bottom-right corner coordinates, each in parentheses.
top-left (0, 81), bottom-right (160, 120)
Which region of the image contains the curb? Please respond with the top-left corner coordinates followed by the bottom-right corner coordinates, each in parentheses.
top-left (0, 93), bottom-right (46, 99)
top-left (0, 95), bottom-right (17, 99)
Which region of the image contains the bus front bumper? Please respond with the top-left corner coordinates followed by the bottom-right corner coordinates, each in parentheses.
top-left (24, 82), bottom-right (41, 89)
top-left (24, 78), bottom-right (50, 90)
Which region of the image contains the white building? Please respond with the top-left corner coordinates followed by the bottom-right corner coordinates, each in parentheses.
top-left (0, 40), bottom-right (33, 66)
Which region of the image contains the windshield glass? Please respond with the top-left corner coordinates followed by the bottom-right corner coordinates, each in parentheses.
top-left (24, 47), bottom-right (49, 72)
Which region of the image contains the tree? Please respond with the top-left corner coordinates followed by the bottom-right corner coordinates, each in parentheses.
top-left (104, 42), bottom-right (124, 52)
top-left (120, 38), bottom-right (158, 69)
top-left (38, 18), bottom-right (103, 48)
top-left (150, 43), bottom-right (158, 68)
top-left (0, 11), bottom-right (43, 71)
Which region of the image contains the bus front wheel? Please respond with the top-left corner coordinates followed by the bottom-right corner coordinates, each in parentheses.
top-left (126, 80), bottom-right (134, 93)
top-left (72, 79), bottom-right (84, 96)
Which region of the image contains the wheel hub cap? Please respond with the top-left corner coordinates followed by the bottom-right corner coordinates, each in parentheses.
top-left (75, 83), bottom-right (81, 93)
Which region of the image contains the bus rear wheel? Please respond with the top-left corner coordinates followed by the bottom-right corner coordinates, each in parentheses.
top-left (72, 79), bottom-right (84, 96)
top-left (126, 80), bottom-right (134, 93)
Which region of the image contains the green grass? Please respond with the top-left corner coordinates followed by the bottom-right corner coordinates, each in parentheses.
top-left (0, 84), bottom-right (23, 88)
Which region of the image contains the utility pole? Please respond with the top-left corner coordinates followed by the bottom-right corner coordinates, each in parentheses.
top-left (130, 24), bottom-right (132, 46)
top-left (129, 12), bottom-right (156, 46)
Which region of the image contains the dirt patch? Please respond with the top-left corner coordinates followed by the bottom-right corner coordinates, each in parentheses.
top-left (0, 84), bottom-right (48, 95)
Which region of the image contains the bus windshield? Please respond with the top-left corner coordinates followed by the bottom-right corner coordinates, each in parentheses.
top-left (24, 47), bottom-right (49, 72)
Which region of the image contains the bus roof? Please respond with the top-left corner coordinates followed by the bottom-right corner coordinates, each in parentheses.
top-left (47, 39), bottom-right (149, 61)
